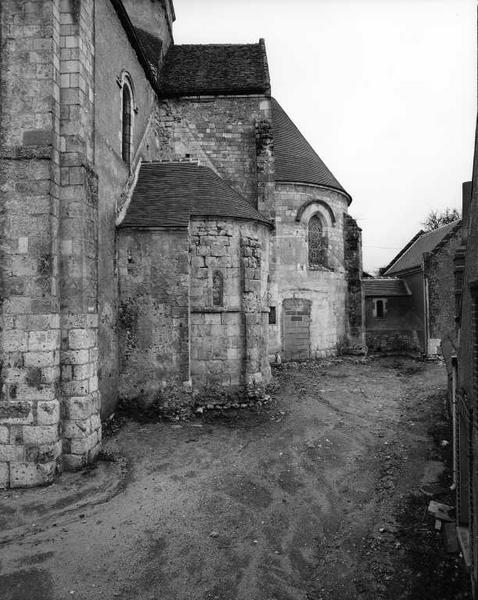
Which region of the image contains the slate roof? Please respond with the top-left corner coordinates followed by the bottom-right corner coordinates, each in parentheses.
top-left (271, 99), bottom-right (351, 203)
top-left (363, 278), bottom-right (411, 297)
top-left (158, 41), bottom-right (270, 97)
top-left (119, 162), bottom-right (272, 228)
top-left (133, 27), bottom-right (163, 84)
top-left (383, 220), bottom-right (461, 276)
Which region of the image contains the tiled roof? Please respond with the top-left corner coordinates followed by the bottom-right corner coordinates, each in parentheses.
top-left (119, 162), bottom-right (272, 228)
top-left (271, 99), bottom-right (351, 203)
top-left (383, 220), bottom-right (461, 275)
top-left (363, 278), bottom-right (411, 297)
top-left (133, 27), bottom-right (163, 85)
top-left (110, 0), bottom-right (162, 93)
top-left (158, 41), bottom-right (270, 97)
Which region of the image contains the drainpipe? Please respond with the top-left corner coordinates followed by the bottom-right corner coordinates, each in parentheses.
top-left (424, 275), bottom-right (430, 356)
top-left (451, 355), bottom-right (458, 490)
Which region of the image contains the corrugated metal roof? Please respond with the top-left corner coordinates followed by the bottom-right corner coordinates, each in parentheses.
top-left (363, 278), bottom-right (411, 297)
top-left (119, 162), bottom-right (272, 228)
top-left (158, 42), bottom-right (270, 97)
top-left (271, 98), bottom-right (351, 203)
top-left (383, 221), bottom-right (461, 275)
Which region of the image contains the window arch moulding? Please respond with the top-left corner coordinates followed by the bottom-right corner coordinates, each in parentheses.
top-left (295, 199), bottom-right (336, 226)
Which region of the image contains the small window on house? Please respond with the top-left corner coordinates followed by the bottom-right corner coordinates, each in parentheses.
top-left (121, 81), bottom-right (133, 165)
top-left (269, 306), bottom-right (276, 325)
top-left (373, 298), bottom-right (387, 319)
top-left (308, 214), bottom-right (327, 267)
top-left (212, 271), bottom-right (224, 307)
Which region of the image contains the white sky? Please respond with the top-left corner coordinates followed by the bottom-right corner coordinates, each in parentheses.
top-left (172, 0), bottom-right (477, 272)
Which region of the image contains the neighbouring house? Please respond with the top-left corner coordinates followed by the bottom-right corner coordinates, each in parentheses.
top-left (363, 278), bottom-right (419, 353)
top-left (0, 0), bottom-right (363, 488)
top-left (381, 219), bottom-right (462, 355)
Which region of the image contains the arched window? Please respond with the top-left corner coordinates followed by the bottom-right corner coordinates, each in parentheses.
top-left (212, 271), bottom-right (224, 306)
top-left (121, 81), bottom-right (133, 165)
top-left (308, 214), bottom-right (327, 267)
top-left (373, 298), bottom-right (387, 319)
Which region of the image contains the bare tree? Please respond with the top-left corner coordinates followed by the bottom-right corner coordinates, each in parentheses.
top-left (421, 207), bottom-right (460, 231)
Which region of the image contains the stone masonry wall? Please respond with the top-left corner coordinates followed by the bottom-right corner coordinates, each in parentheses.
top-left (189, 218), bottom-right (271, 388)
top-left (0, 0), bottom-right (62, 488)
top-left (271, 183), bottom-right (350, 359)
top-left (344, 215), bottom-right (365, 350)
top-left (364, 297), bottom-right (420, 353)
top-left (94, 0), bottom-right (160, 416)
top-left (117, 228), bottom-right (190, 401)
top-left (425, 224), bottom-right (462, 349)
top-left (58, 0), bottom-right (101, 471)
top-left (154, 97), bottom-right (273, 210)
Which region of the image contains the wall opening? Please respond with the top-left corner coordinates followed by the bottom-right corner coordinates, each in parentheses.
top-left (212, 270), bottom-right (224, 307)
top-left (282, 298), bottom-right (311, 361)
top-left (121, 81), bottom-right (133, 165)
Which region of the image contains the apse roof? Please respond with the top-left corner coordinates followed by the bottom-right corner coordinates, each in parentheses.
top-left (271, 98), bottom-right (351, 203)
top-left (119, 162), bottom-right (272, 228)
top-left (158, 41), bottom-right (270, 97)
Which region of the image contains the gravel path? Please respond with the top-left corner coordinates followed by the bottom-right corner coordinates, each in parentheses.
top-left (0, 357), bottom-right (470, 600)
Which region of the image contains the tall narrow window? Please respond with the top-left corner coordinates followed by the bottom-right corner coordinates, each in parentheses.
top-left (373, 298), bottom-right (387, 318)
top-left (308, 214), bottom-right (327, 267)
top-left (212, 271), bottom-right (224, 307)
top-left (122, 84), bottom-right (132, 165)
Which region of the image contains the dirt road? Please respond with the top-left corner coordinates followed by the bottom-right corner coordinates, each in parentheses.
top-left (0, 357), bottom-right (471, 599)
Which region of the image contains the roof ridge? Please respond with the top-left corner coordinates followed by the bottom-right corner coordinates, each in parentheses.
top-left (171, 42), bottom-right (262, 48)
top-left (419, 219), bottom-right (460, 237)
top-left (381, 230), bottom-right (425, 275)
top-left (428, 219), bottom-right (462, 256)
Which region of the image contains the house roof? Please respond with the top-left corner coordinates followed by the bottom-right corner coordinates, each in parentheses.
top-left (119, 162), bottom-right (272, 228)
top-left (363, 278), bottom-right (411, 297)
top-left (383, 220), bottom-right (461, 275)
top-left (158, 41), bottom-right (270, 97)
top-left (271, 99), bottom-right (352, 204)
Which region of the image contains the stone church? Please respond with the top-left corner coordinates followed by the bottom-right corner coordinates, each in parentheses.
top-left (0, 0), bottom-right (364, 488)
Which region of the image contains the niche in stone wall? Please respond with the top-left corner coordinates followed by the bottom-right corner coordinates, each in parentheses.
top-left (212, 270), bottom-right (224, 307)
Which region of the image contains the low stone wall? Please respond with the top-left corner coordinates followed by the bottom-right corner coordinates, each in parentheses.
top-left (366, 331), bottom-right (419, 353)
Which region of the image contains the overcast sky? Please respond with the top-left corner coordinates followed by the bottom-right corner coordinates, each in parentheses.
top-left (173, 0), bottom-right (477, 272)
